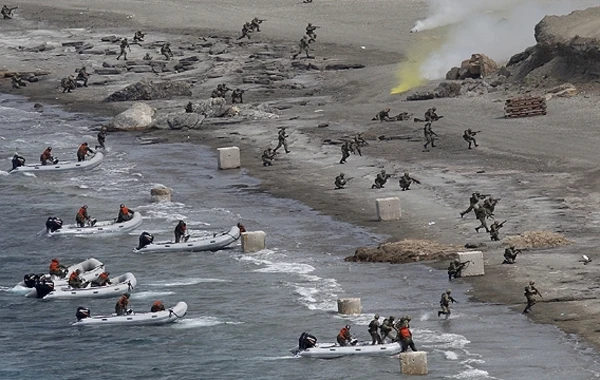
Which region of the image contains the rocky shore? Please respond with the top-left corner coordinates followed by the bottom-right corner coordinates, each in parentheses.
top-left (4, 2), bottom-right (600, 351)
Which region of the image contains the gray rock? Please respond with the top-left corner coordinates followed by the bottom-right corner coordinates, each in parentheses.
top-left (102, 61), bottom-right (115, 68)
top-left (209, 43), bottom-right (228, 55)
top-left (167, 113), bottom-right (205, 130)
top-left (128, 65), bottom-right (154, 73)
top-left (61, 41), bottom-right (85, 47)
top-left (323, 63), bottom-right (365, 70)
top-left (105, 79), bottom-right (193, 102)
top-left (100, 35), bottom-right (120, 43)
top-left (126, 60), bottom-right (151, 66)
top-left (214, 54), bottom-right (235, 62)
top-left (180, 56), bottom-right (200, 62)
top-left (110, 103), bottom-right (156, 131)
top-left (95, 68), bottom-right (125, 75)
top-left (19, 43), bottom-right (55, 53)
top-left (434, 81), bottom-right (462, 98)
top-left (445, 67), bottom-right (460, 80)
top-left (291, 61), bottom-right (320, 71)
top-left (76, 43), bottom-right (94, 54)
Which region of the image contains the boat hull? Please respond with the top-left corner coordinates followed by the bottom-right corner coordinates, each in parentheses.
top-left (72, 302), bottom-right (188, 326)
top-left (133, 226), bottom-right (240, 253)
top-left (10, 152), bottom-right (104, 173)
top-left (48, 212), bottom-right (143, 236)
top-left (292, 341), bottom-right (403, 359)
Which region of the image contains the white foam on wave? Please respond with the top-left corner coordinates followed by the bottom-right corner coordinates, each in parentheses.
top-left (146, 278), bottom-right (230, 287)
top-left (172, 316), bottom-right (244, 329)
top-left (254, 262), bottom-right (315, 274)
top-left (444, 351), bottom-right (459, 360)
top-left (291, 277), bottom-right (340, 312)
top-left (23, 172), bottom-right (36, 178)
top-left (7, 285), bottom-right (29, 294)
top-left (416, 329), bottom-right (470, 350)
top-left (130, 290), bottom-right (175, 299)
top-left (449, 368), bottom-right (494, 379)
top-left (0, 170), bottom-right (8, 176)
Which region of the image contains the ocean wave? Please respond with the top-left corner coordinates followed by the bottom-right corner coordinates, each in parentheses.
top-left (145, 278), bottom-right (231, 287)
top-left (254, 262), bottom-right (315, 274)
top-left (416, 329), bottom-right (471, 350)
top-left (449, 368), bottom-right (494, 379)
top-left (130, 290), bottom-right (175, 300)
top-left (291, 277), bottom-right (340, 312)
top-left (444, 350), bottom-right (460, 360)
top-left (172, 316), bottom-right (244, 329)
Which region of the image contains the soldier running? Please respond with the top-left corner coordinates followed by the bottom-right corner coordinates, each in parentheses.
top-left (292, 36), bottom-right (312, 60)
top-left (460, 192), bottom-right (487, 218)
top-left (503, 246), bottom-right (522, 264)
top-left (305, 23), bottom-right (319, 42)
top-left (116, 38), bottom-right (131, 60)
top-left (489, 220), bottom-right (506, 241)
top-left (339, 141), bottom-right (351, 164)
top-left (273, 127), bottom-right (290, 154)
top-left (438, 289), bottom-right (457, 318)
top-left (523, 281), bottom-right (542, 314)
top-left (423, 122), bottom-right (437, 149)
top-left (399, 172), bottom-right (421, 191)
top-left (96, 128), bottom-right (107, 149)
top-left (161, 42), bottom-right (173, 60)
top-left (237, 22), bottom-right (252, 40)
top-left (424, 107), bottom-right (441, 122)
top-left (371, 170), bottom-right (391, 189)
top-left (463, 128), bottom-right (480, 149)
top-left (1, 4), bottom-right (17, 19)
top-left (250, 17), bottom-right (265, 32)
top-left (334, 173), bottom-right (347, 189)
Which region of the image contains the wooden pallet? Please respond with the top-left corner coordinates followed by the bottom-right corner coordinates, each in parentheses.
top-left (504, 110), bottom-right (547, 118)
top-left (505, 96), bottom-right (545, 104)
top-left (505, 105), bottom-right (547, 112)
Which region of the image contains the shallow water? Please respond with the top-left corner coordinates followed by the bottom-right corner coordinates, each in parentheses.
top-left (1, 94), bottom-right (599, 379)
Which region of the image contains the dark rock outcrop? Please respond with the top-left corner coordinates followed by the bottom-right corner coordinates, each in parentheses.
top-left (104, 80), bottom-right (192, 102)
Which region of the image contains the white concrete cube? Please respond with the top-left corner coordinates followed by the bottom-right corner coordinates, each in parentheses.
top-left (337, 298), bottom-right (361, 315)
top-left (376, 197), bottom-right (401, 221)
top-left (217, 146), bottom-right (241, 170)
top-left (400, 351), bottom-right (428, 375)
top-left (457, 250), bottom-right (485, 277)
top-left (241, 231), bottom-right (266, 253)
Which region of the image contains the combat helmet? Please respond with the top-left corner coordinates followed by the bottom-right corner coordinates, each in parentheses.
top-left (446, 289), bottom-right (452, 294)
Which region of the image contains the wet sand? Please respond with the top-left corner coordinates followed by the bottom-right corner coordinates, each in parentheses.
top-left (3, 0), bottom-right (600, 351)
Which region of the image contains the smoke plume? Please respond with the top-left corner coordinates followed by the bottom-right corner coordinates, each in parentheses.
top-left (413, 0), bottom-right (599, 80)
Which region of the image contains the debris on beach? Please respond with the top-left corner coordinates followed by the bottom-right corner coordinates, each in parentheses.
top-left (504, 231), bottom-right (570, 249)
top-left (345, 239), bottom-right (464, 264)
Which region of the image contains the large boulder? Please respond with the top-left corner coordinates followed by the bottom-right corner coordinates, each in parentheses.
top-left (104, 80), bottom-right (192, 102)
top-left (189, 97), bottom-right (228, 117)
top-left (434, 81), bottom-right (462, 98)
top-left (167, 113), bottom-right (206, 130)
top-left (110, 103), bottom-right (155, 131)
top-left (458, 54), bottom-right (498, 80)
top-left (150, 184), bottom-right (173, 203)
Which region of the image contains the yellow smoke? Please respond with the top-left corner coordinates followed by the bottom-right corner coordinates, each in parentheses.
top-left (391, 35), bottom-right (445, 95)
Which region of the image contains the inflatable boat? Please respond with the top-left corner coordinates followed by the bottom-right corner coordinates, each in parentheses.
top-left (10, 152), bottom-right (104, 173)
top-left (72, 302), bottom-right (188, 326)
top-left (46, 211), bottom-right (143, 236)
top-left (133, 225), bottom-right (240, 253)
top-left (28, 272), bottom-right (137, 300)
top-left (16, 258), bottom-right (105, 294)
top-left (292, 341), bottom-right (403, 359)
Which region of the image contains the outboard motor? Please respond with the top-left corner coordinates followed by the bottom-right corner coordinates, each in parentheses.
top-left (45, 217), bottom-right (63, 233)
top-left (11, 155), bottom-right (25, 170)
top-left (23, 273), bottom-right (40, 288)
top-left (137, 231), bottom-right (154, 250)
top-left (298, 332), bottom-right (318, 350)
top-left (76, 306), bottom-right (91, 321)
top-left (34, 277), bottom-right (54, 299)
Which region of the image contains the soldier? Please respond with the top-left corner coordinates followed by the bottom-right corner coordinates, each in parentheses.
top-left (489, 220), bottom-right (506, 241)
top-left (116, 38), bottom-right (131, 60)
top-left (368, 314), bottom-right (382, 345)
top-left (438, 289), bottom-right (457, 318)
top-left (133, 30), bottom-right (145, 43)
top-left (354, 133), bottom-right (368, 147)
top-left (334, 173), bottom-right (347, 189)
top-left (161, 42), bottom-right (173, 60)
top-left (447, 258), bottom-right (469, 281)
top-left (460, 192), bottom-right (487, 218)
top-left (11, 75), bottom-right (25, 89)
top-left (273, 127), bottom-right (290, 154)
top-left (75, 66), bottom-right (91, 87)
top-left (60, 75), bottom-right (77, 93)
top-left (237, 22), bottom-right (252, 40)
top-left (231, 88), bottom-right (245, 104)
top-left (292, 36), bottom-right (312, 60)
top-left (373, 108), bottom-right (390, 121)
top-left (379, 316), bottom-right (396, 342)
top-left (503, 246), bottom-right (521, 264)
top-left (399, 172), bottom-right (421, 191)
top-left (397, 315), bottom-right (411, 329)
top-left (262, 148), bottom-right (276, 166)
top-left (371, 170), bottom-right (391, 189)
top-left (482, 197), bottom-right (500, 218)
top-left (424, 107), bottom-right (441, 122)
top-left (423, 122), bottom-right (438, 149)
top-left (250, 17), bottom-right (265, 32)
top-left (305, 23), bottom-right (319, 42)
top-left (398, 321), bottom-right (417, 353)
top-left (463, 128), bottom-right (480, 149)
top-left (474, 205), bottom-right (490, 233)
top-left (96, 128), bottom-right (107, 149)
top-left (339, 141), bottom-right (351, 164)
top-left (1, 4), bottom-right (17, 19)
top-left (523, 280), bottom-right (542, 314)
top-left (185, 101), bottom-right (194, 113)
top-left (142, 53), bottom-right (153, 60)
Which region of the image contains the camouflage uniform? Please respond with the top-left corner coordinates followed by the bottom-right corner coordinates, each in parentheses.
top-left (379, 316), bottom-right (396, 342)
top-left (339, 142), bottom-right (351, 164)
top-left (116, 38), bottom-right (131, 60)
top-left (374, 108), bottom-right (390, 121)
top-left (424, 107), bottom-right (439, 122)
top-left (334, 173), bottom-right (347, 189)
top-left (231, 88), bottom-right (245, 104)
top-left (399, 172), bottom-right (420, 191)
top-left (463, 128), bottom-right (479, 149)
top-left (237, 22), bottom-right (252, 40)
top-left (76, 67), bottom-right (91, 87)
top-left (96, 129), bottom-right (107, 149)
top-left (438, 289), bottom-right (456, 317)
top-left (262, 148), bottom-right (275, 166)
top-left (292, 36), bottom-right (312, 60)
top-left (368, 315), bottom-right (382, 345)
top-left (423, 122), bottom-right (437, 149)
top-left (133, 30), bottom-right (145, 43)
top-left (250, 17), bottom-right (264, 32)
top-left (161, 42), bottom-right (173, 60)
top-left (503, 246), bottom-right (521, 264)
top-left (1, 5), bottom-right (16, 19)
top-left (523, 281), bottom-right (541, 313)
top-left (489, 220), bottom-right (505, 241)
top-left (61, 76), bottom-right (77, 93)
top-left (460, 192), bottom-right (485, 218)
top-left (305, 23), bottom-right (319, 42)
top-left (371, 170), bottom-right (390, 189)
top-left (447, 259), bottom-right (467, 281)
top-left (273, 128), bottom-right (290, 154)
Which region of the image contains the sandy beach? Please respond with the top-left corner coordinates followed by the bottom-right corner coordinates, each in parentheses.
top-left (3, 0), bottom-right (600, 352)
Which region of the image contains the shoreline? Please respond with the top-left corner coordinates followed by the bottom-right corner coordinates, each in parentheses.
top-left (4, 2), bottom-right (600, 354)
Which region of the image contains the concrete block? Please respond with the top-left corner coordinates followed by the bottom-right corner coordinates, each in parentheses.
top-left (376, 197), bottom-right (401, 221)
top-left (217, 146), bottom-right (241, 170)
top-left (457, 250), bottom-right (485, 277)
top-left (337, 298), bottom-right (361, 315)
top-left (150, 185), bottom-right (172, 203)
top-left (241, 231), bottom-right (266, 253)
top-left (400, 351), bottom-right (428, 375)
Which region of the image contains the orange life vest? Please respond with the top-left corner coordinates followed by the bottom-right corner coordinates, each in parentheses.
top-left (69, 272), bottom-right (78, 281)
top-left (399, 326), bottom-right (411, 340)
top-left (41, 149), bottom-right (52, 160)
top-left (118, 295), bottom-right (129, 307)
top-left (99, 272), bottom-right (109, 280)
top-left (77, 144), bottom-right (88, 155)
top-left (338, 327), bottom-right (350, 339)
top-left (120, 206), bottom-right (130, 215)
top-left (77, 207), bottom-right (87, 218)
top-left (49, 260), bottom-right (60, 272)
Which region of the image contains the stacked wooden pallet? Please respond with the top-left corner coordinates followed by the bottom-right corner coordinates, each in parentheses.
top-left (504, 96), bottom-right (547, 118)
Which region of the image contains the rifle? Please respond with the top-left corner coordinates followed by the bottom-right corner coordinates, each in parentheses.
top-left (412, 178), bottom-right (422, 184)
top-left (497, 220), bottom-right (507, 228)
